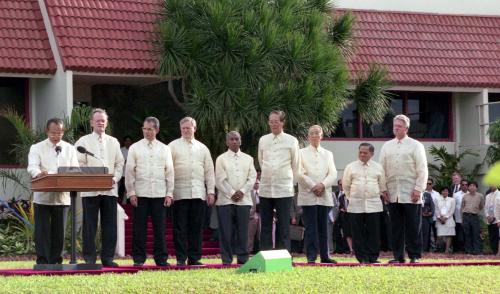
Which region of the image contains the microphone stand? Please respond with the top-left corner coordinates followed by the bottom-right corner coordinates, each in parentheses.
top-left (55, 146), bottom-right (61, 172)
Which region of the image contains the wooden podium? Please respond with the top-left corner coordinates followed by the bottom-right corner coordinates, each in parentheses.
top-left (31, 173), bottom-right (113, 271)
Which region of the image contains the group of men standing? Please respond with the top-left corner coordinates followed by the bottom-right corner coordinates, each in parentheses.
top-left (28, 107), bottom-right (445, 266)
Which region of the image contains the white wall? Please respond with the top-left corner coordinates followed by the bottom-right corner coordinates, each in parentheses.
top-left (30, 70), bottom-right (73, 130)
top-left (335, 0), bottom-right (500, 15)
top-left (28, 0), bottom-right (74, 131)
top-left (454, 91), bottom-right (491, 179)
top-left (456, 91), bottom-right (486, 149)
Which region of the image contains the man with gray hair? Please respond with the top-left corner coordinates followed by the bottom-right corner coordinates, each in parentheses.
top-left (379, 114), bottom-right (428, 263)
top-left (215, 131), bottom-right (257, 265)
top-left (126, 117), bottom-right (174, 266)
top-left (297, 125), bottom-right (337, 263)
top-left (169, 117), bottom-right (215, 266)
top-left (75, 108), bottom-right (124, 267)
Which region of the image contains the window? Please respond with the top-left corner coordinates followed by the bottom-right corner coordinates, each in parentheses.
top-left (329, 91), bottom-right (452, 140)
top-left (406, 92), bottom-right (450, 139)
top-left (0, 78), bottom-right (28, 165)
top-left (489, 93), bottom-right (500, 123)
top-left (362, 97), bottom-right (403, 138)
top-left (331, 103), bottom-right (359, 137)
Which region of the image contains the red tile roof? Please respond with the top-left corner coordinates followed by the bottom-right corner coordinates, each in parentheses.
top-left (4, 1), bottom-right (498, 87)
top-left (0, 0), bottom-right (56, 75)
top-left (44, 0), bottom-right (161, 74)
top-left (344, 9), bottom-right (500, 88)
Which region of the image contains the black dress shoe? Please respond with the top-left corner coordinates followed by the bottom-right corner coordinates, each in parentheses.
top-left (307, 260), bottom-right (316, 264)
top-left (320, 258), bottom-right (337, 264)
top-left (133, 262), bottom-right (144, 267)
top-left (388, 259), bottom-right (405, 264)
top-left (370, 260), bottom-right (381, 264)
top-left (156, 261), bottom-right (170, 267)
top-left (237, 260), bottom-right (247, 265)
top-left (410, 258), bottom-right (420, 264)
top-left (187, 260), bottom-right (204, 266)
top-left (176, 261), bottom-right (186, 266)
top-left (102, 261), bottom-right (119, 268)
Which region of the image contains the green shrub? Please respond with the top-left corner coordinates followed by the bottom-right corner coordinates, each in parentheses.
top-left (0, 221), bottom-right (34, 255)
top-left (428, 145), bottom-right (481, 190)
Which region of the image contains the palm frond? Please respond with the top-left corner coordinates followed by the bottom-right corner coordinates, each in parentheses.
top-left (487, 119), bottom-right (500, 143)
top-left (0, 106), bottom-right (39, 165)
top-left (327, 11), bottom-right (355, 57)
top-left (63, 105), bottom-right (93, 144)
top-left (155, 0), bottom-right (367, 154)
top-left (427, 145), bottom-right (481, 186)
top-left (350, 64), bottom-right (392, 125)
top-left (0, 169), bottom-right (30, 194)
top-left (11, 201), bottom-right (34, 230)
top-left (305, 0), bottom-right (335, 14)
top-left (484, 119), bottom-right (500, 166)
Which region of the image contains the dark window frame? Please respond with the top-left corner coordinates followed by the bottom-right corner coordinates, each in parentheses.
top-left (488, 92), bottom-right (500, 124)
top-left (326, 91), bottom-right (453, 142)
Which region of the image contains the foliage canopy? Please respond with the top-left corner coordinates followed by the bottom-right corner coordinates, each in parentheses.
top-left (156, 0), bottom-right (391, 154)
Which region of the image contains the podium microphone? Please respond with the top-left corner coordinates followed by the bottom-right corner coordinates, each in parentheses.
top-left (77, 146), bottom-right (95, 157)
top-left (76, 146), bottom-right (108, 173)
top-left (55, 145), bottom-right (62, 170)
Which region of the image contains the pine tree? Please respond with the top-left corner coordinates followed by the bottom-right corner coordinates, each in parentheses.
top-left (156, 0), bottom-right (391, 155)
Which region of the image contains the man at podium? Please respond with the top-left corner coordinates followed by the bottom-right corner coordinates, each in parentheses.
top-left (27, 118), bottom-right (79, 265)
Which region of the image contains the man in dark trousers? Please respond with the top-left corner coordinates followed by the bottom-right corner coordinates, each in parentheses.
top-left (214, 131), bottom-right (257, 265)
top-left (343, 143), bottom-right (387, 263)
top-left (126, 117), bottom-right (174, 266)
top-left (485, 186), bottom-right (499, 255)
top-left (75, 108), bottom-right (124, 267)
top-left (258, 110), bottom-right (300, 251)
top-left (461, 182), bottom-right (485, 255)
top-left (332, 180), bottom-right (348, 253)
top-left (337, 185), bottom-right (353, 254)
top-left (169, 117), bottom-right (215, 266)
top-left (27, 118), bottom-right (79, 265)
top-left (422, 188), bottom-right (435, 252)
top-left (379, 114), bottom-right (428, 263)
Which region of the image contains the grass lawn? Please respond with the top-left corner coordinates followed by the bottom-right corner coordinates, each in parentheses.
top-left (1, 256), bottom-right (499, 293)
